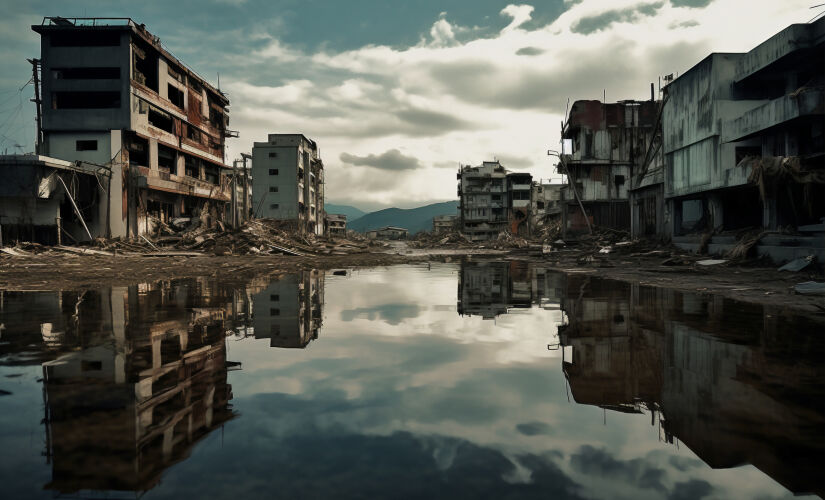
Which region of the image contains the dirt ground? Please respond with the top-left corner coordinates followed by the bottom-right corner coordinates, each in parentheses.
top-left (1, 246), bottom-right (822, 313)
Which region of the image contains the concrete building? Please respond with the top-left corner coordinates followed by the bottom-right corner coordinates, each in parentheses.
top-left (559, 99), bottom-right (661, 236)
top-left (326, 213), bottom-right (347, 237)
top-left (252, 270), bottom-right (324, 349)
top-left (365, 226), bottom-right (408, 240)
top-left (432, 214), bottom-right (457, 234)
top-left (663, 18), bottom-right (824, 262)
top-left (457, 160), bottom-right (533, 241)
top-left (251, 134), bottom-right (325, 236)
top-left (15, 17), bottom-right (237, 240)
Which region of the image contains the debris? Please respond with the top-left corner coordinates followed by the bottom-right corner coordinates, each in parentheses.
top-left (697, 259), bottom-right (727, 266)
top-left (778, 256), bottom-right (814, 272)
top-left (794, 281), bottom-right (825, 295)
top-left (599, 247), bottom-right (612, 254)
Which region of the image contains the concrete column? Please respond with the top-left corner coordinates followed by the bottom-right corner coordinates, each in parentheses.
top-left (108, 130), bottom-right (127, 238)
top-left (148, 138), bottom-right (158, 170)
top-left (707, 193), bottom-right (724, 230)
top-left (176, 153), bottom-right (185, 177)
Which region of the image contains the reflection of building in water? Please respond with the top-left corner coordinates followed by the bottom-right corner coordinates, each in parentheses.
top-left (32, 281), bottom-right (238, 495)
top-left (559, 275), bottom-right (825, 497)
top-left (252, 270), bottom-right (324, 348)
top-left (457, 260), bottom-right (566, 319)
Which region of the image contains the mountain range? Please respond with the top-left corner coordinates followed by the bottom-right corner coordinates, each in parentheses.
top-left (324, 203), bottom-right (367, 222)
top-left (347, 200), bottom-right (459, 234)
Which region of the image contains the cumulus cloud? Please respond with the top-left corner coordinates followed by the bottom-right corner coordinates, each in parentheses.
top-left (220, 0), bottom-right (815, 210)
top-left (340, 149), bottom-right (422, 170)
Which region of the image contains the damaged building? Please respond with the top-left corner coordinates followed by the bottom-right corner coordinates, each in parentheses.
top-left (2, 17), bottom-right (238, 242)
top-left (432, 214), bottom-right (457, 234)
top-left (251, 134), bottom-right (325, 236)
top-left (559, 99), bottom-right (661, 237)
top-left (325, 213), bottom-right (347, 237)
top-left (457, 160), bottom-right (533, 241)
top-left (664, 17), bottom-right (825, 262)
top-left (252, 270), bottom-right (324, 349)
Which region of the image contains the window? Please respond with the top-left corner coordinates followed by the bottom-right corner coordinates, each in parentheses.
top-left (157, 145), bottom-right (176, 172)
top-left (269, 186), bottom-right (278, 193)
top-left (76, 140), bottom-right (97, 151)
top-left (270, 294), bottom-right (280, 301)
top-left (269, 168), bottom-right (279, 175)
top-left (168, 84), bottom-right (184, 109)
top-left (53, 67), bottom-right (120, 79)
top-left (51, 32), bottom-right (120, 47)
top-left (53, 91), bottom-right (120, 109)
top-left (614, 175), bottom-right (626, 186)
top-left (81, 360), bottom-right (103, 371)
top-left (270, 308), bottom-right (280, 316)
top-left (269, 152), bottom-right (278, 158)
top-left (148, 107), bottom-right (174, 133)
top-left (184, 155), bottom-right (199, 178)
top-left (270, 203), bottom-right (279, 210)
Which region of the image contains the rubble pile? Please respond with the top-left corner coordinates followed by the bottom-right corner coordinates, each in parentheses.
top-left (409, 231), bottom-right (473, 249)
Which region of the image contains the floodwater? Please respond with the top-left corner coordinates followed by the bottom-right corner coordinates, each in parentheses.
top-left (0, 261), bottom-right (823, 499)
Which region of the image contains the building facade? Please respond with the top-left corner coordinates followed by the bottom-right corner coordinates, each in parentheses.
top-left (365, 226), bottom-right (408, 240)
top-left (251, 134), bottom-right (325, 236)
top-left (559, 99), bottom-right (660, 236)
top-left (432, 214), bottom-right (457, 234)
top-left (663, 18), bottom-right (824, 262)
top-left (457, 161), bottom-right (533, 241)
top-left (252, 270), bottom-right (324, 348)
top-left (326, 213), bottom-right (347, 237)
top-left (27, 17), bottom-right (235, 239)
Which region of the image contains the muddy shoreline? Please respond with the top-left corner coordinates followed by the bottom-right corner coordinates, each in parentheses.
top-left (1, 249), bottom-right (822, 313)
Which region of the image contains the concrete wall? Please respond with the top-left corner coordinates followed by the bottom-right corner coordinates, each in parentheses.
top-left (39, 30), bottom-right (132, 138)
top-left (252, 145), bottom-right (299, 219)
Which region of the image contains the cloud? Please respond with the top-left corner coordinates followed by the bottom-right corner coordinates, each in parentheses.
top-left (668, 479), bottom-right (714, 500)
top-left (501, 4), bottom-right (536, 33)
top-left (571, 2), bottom-right (665, 34)
top-left (340, 149), bottom-right (422, 170)
top-left (516, 46), bottom-right (545, 56)
top-left (570, 445), bottom-right (668, 493)
top-left (515, 421), bottom-right (553, 436)
top-left (671, 0), bottom-right (714, 7)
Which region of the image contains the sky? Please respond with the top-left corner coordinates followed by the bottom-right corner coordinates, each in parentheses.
top-left (0, 0), bottom-right (819, 211)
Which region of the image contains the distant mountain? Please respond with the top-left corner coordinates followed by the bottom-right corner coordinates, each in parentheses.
top-left (325, 203), bottom-right (367, 222)
top-left (348, 201), bottom-right (459, 234)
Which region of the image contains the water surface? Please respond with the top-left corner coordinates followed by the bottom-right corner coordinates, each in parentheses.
top-left (0, 262), bottom-right (822, 499)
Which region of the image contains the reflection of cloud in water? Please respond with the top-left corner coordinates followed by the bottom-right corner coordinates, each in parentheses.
top-left (340, 303), bottom-right (421, 325)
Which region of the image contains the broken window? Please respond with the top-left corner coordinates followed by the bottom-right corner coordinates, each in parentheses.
top-left (269, 169), bottom-right (278, 175)
top-left (184, 155), bottom-right (199, 178)
top-left (53, 91), bottom-right (120, 109)
top-left (157, 145), bottom-right (176, 172)
top-left (269, 186), bottom-right (278, 193)
top-left (186, 126), bottom-right (200, 142)
top-left (126, 134), bottom-right (148, 167)
top-left (735, 146), bottom-right (761, 164)
top-left (132, 42), bottom-right (158, 91)
top-left (167, 63), bottom-right (184, 83)
top-left (270, 308), bottom-right (280, 316)
top-left (148, 107), bottom-right (174, 133)
top-left (51, 31), bottom-right (120, 47)
top-left (537, 201), bottom-right (545, 209)
top-left (167, 84), bottom-right (184, 109)
top-left (75, 140), bottom-right (97, 151)
top-left (204, 164), bottom-right (219, 185)
top-left (270, 294), bottom-right (280, 301)
top-left (52, 67), bottom-right (120, 79)
top-left (614, 175), bottom-right (625, 186)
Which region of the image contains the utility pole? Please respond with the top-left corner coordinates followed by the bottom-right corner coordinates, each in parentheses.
top-left (241, 153), bottom-right (251, 223)
top-left (27, 59), bottom-right (43, 154)
top-left (548, 150), bottom-right (593, 235)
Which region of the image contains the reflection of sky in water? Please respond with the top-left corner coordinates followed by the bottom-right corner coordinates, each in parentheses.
top-left (0, 264), bottom-right (816, 499)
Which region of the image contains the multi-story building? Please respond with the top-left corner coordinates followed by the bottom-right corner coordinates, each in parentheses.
top-left (432, 214), bottom-right (457, 234)
top-left (252, 270), bottom-right (324, 348)
top-left (663, 17), bottom-right (824, 262)
top-left (365, 226), bottom-right (408, 240)
top-left (251, 134), bottom-right (325, 235)
top-left (559, 99), bottom-right (661, 236)
top-left (26, 17), bottom-right (235, 239)
top-left (326, 213), bottom-right (347, 237)
top-left (457, 161), bottom-right (534, 241)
